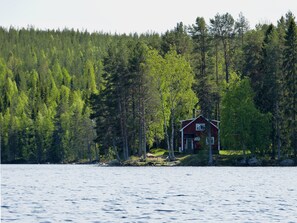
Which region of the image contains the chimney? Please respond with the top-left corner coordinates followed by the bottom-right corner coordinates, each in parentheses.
top-left (192, 109), bottom-right (196, 118)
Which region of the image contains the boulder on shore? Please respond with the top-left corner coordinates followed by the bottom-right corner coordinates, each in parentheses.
top-left (280, 159), bottom-right (294, 166)
top-left (235, 158), bottom-right (247, 166)
top-left (248, 157), bottom-right (262, 166)
top-left (107, 159), bottom-right (121, 166)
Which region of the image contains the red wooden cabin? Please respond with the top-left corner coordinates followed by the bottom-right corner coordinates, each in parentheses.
top-left (180, 115), bottom-right (220, 153)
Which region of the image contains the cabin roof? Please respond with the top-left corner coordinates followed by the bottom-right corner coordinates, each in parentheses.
top-left (180, 115), bottom-right (218, 132)
top-left (180, 118), bottom-right (195, 122)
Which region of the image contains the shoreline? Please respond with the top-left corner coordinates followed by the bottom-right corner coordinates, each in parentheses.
top-left (2, 153), bottom-right (296, 167)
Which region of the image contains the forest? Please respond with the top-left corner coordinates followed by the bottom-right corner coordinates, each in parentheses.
top-left (0, 11), bottom-right (296, 164)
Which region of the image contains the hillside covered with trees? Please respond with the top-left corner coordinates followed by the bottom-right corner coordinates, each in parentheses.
top-left (0, 11), bottom-right (296, 164)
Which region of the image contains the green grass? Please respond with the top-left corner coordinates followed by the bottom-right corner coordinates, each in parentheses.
top-left (215, 149), bottom-right (251, 165)
top-left (120, 149), bottom-right (260, 167)
top-left (129, 155), bottom-right (141, 161)
top-left (178, 150), bottom-right (209, 166)
top-left (149, 148), bottom-right (167, 157)
top-left (178, 149), bottom-right (253, 166)
top-left (219, 149), bottom-right (251, 156)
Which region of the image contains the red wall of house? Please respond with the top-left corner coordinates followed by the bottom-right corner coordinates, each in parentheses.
top-left (182, 116), bottom-right (218, 151)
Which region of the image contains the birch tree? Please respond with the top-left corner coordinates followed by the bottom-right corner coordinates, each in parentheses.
top-left (145, 48), bottom-right (196, 160)
top-left (221, 77), bottom-right (270, 161)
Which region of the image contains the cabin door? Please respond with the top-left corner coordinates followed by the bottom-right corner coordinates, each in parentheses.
top-left (185, 138), bottom-right (193, 151)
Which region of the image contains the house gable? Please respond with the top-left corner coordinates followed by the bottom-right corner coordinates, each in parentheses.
top-left (180, 115), bottom-right (218, 132)
top-left (180, 118), bottom-right (194, 128)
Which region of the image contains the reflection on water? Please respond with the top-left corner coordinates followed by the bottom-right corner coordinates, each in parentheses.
top-left (1, 165), bottom-right (297, 222)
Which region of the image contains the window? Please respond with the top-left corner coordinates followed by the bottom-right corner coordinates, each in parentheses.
top-left (194, 136), bottom-right (200, 142)
top-left (206, 137), bottom-right (215, 145)
top-left (196, 123), bottom-right (205, 131)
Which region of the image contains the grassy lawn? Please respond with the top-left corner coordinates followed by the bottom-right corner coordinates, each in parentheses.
top-left (215, 149), bottom-right (251, 165)
top-left (122, 149), bottom-right (257, 166)
top-left (149, 148), bottom-right (167, 157)
top-left (178, 149), bottom-right (253, 166)
top-left (219, 150), bottom-right (251, 156)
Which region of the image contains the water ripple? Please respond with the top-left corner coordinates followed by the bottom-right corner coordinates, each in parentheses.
top-left (1, 165), bottom-right (297, 222)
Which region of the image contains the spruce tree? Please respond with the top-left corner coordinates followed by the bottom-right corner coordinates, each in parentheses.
top-left (190, 17), bottom-right (214, 164)
top-left (283, 18), bottom-right (297, 160)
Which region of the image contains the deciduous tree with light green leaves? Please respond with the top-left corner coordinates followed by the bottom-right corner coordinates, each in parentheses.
top-left (221, 77), bottom-right (270, 161)
top-left (145, 48), bottom-right (196, 160)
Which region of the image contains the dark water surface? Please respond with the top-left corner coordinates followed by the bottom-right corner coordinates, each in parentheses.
top-left (1, 165), bottom-right (297, 222)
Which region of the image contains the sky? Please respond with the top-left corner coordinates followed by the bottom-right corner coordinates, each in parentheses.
top-left (0, 0), bottom-right (296, 34)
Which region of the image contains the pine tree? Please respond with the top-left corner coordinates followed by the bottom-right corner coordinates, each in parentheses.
top-left (210, 13), bottom-right (235, 83)
top-left (161, 22), bottom-right (192, 55)
top-left (190, 17), bottom-right (213, 115)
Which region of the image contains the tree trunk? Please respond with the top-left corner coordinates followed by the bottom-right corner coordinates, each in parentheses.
top-left (223, 40), bottom-right (229, 83)
top-left (95, 143), bottom-right (99, 162)
top-left (164, 114), bottom-right (171, 159)
top-left (112, 139), bottom-right (121, 162)
top-left (34, 129), bottom-right (42, 163)
top-left (119, 98), bottom-right (128, 161)
top-left (275, 101), bottom-right (281, 160)
top-left (88, 142), bottom-right (92, 163)
top-left (170, 111), bottom-right (176, 161)
top-left (207, 119), bottom-right (213, 165)
top-left (142, 100), bottom-right (146, 160)
top-left (277, 126), bottom-right (281, 161)
top-left (274, 115), bottom-right (278, 161)
top-left (293, 117), bottom-right (297, 161)
top-left (271, 121), bottom-right (276, 159)
top-left (138, 117), bottom-right (142, 157)
top-left (215, 41), bottom-right (220, 121)
top-left (142, 121), bottom-right (146, 160)
top-left (160, 93), bottom-right (171, 160)
top-left (293, 78), bottom-right (296, 160)
top-left (242, 143), bottom-right (247, 163)
top-left (215, 39), bottom-right (219, 84)
top-left (0, 133), bottom-right (1, 161)
top-left (131, 91), bottom-right (136, 154)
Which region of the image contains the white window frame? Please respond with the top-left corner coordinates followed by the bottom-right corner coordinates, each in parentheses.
top-left (206, 137), bottom-right (215, 145)
top-left (196, 123), bottom-right (205, 131)
top-left (194, 136), bottom-right (200, 142)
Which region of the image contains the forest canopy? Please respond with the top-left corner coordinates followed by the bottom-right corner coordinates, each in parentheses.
top-left (0, 11), bottom-right (296, 163)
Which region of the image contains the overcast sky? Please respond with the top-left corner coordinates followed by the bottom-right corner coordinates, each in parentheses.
top-left (1, 0), bottom-right (296, 34)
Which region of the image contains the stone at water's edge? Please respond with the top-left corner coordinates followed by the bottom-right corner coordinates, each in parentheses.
top-left (235, 158), bottom-right (247, 166)
top-left (107, 159), bottom-right (121, 166)
top-left (248, 157), bottom-right (262, 166)
top-left (280, 159), bottom-right (294, 166)
top-left (234, 157), bottom-right (262, 166)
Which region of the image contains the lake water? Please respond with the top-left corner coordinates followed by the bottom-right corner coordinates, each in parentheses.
top-left (1, 165), bottom-right (297, 223)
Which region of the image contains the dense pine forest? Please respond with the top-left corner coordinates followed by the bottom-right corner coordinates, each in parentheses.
top-left (0, 12), bottom-right (296, 164)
